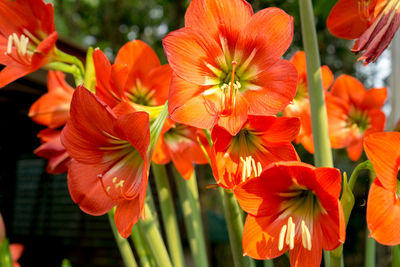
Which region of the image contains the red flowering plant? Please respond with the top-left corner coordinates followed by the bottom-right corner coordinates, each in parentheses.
top-left (3, 0), bottom-right (400, 266)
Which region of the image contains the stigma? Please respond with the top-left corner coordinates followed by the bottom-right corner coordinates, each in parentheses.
top-left (278, 217), bottom-right (312, 251)
top-left (220, 61), bottom-right (242, 116)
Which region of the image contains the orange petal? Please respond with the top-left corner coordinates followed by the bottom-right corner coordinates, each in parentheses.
top-left (314, 167), bottom-right (342, 198)
top-left (361, 87), bottom-right (387, 110)
top-left (321, 65), bottom-right (334, 91)
top-left (217, 93), bottom-right (249, 136)
top-left (242, 215), bottom-right (287, 260)
top-left (163, 27), bottom-right (224, 86)
top-left (142, 64), bottom-right (172, 106)
top-left (244, 59), bottom-right (297, 116)
top-left (114, 40), bottom-right (160, 89)
top-left (290, 51), bottom-right (307, 80)
top-left (114, 198), bottom-right (141, 238)
top-left (347, 138), bottom-right (363, 162)
top-left (327, 0), bottom-right (369, 39)
top-left (364, 132), bottom-right (400, 191)
top-left (185, 0), bottom-right (253, 42)
top-left (330, 75), bottom-right (366, 108)
top-left (367, 179), bottom-right (400, 245)
top-left (289, 224), bottom-right (323, 267)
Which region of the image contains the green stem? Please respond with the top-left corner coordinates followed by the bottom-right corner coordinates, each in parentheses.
top-left (299, 0), bottom-right (335, 266)
top-left (348, 160), bottom-right (372, 191)
top-left (107, 210), bottom-right (137, 267)
top-left (83, 47), bottom-right (96, 92)
top-left (151, 163), bottom-right (185, 267)
top-left (365, 228), bottom-right (376, 267)
top-left (263, 259), bottom-right (274, 267)
top-left (173, 166), bottom-right (209, 267)
top-left (54, 48), bottom-right (85, 75)
top-left (392, 245), bottom-right (400, 267)
top-left (299, 0), bottom-right (333, 168)
top-left (44, 62), bottom-right (84, 86)
top-left (219, 188), bottom-right (256, 267)
top-left (139, 203), bottom-right (173, 267)
top-left (131, 224), bottom-right (155, 267)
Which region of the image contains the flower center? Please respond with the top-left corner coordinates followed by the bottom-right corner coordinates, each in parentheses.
top-left (220, 61), bottom-right (242, 116)
top-left (346, 106), bottom-right (370, 133)
top-left (5, 30), bottom-right (40, 65)
top-left (239, 155), bottom-right (262, 183)
top-left (278, 216), bottom-right (312, 251)
top-left (126, 80), bottom-right (155, 106)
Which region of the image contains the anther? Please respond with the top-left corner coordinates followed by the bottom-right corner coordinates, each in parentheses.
top-left (7, 35), bottom-right (12, 55)
top-left (301, 220), bottom-right (312, 251)
top-left (278, 224), bottom-right (287, 251)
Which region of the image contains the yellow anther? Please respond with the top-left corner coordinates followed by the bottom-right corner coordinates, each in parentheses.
top-left (278, 224), bottom-right (287, 251)
top-left (301, 220), bottom-right (312, 251)
top-left (7, 35), bottom-right (12, 55)
top-left (257, 162), bottom-right (262, 176)
top-left (112, 177), bottom-right (118, 183)
top-left (115, 180), bottom-right (125, 189)
top-left (106, 186), bottom-right (111, 192)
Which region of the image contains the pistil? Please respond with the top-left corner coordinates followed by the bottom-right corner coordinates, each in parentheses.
top-left (221, 61), bottom-right (241, 116)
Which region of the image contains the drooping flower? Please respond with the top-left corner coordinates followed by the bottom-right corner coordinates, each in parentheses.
top-left (93, 40), bottom-right (171, 110)
top-left (364, 132), bottom-right (400, 245)
top-left (61, 86), bottom-right (150, 238)
top-left (0, 0), bottom-right (58, 87)
top-left (34, 128), bottom-right (71, 174)
top-left (327, 0), bottom-right (400, 64)
top-left (210, 115), bottom-right (300, 189)
top-left (29, 70), bottom-right (73, 128)
top-left (235, 161), bottom-right (345, 266)
top-left (163, 0), bottom-right (297, 135)
top-left (284, 51), bottom-right (334, 154)
top-left (152, 119), bottom-right (209, 180)
top-left (326, 74), bottom-right (386, 161)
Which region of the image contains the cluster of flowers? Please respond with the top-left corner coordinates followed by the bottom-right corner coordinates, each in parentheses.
top-left (1, 0), bottom-right (400, 266)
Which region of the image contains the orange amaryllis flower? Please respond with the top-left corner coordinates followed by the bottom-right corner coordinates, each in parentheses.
top-left (364, 132), bottom-right (400, 245)
top-left (93, 40), bottom-right (171, 109)
top-left (210, 115), bottom-right (300, 189)
top-left (34, 128), bottom-right (71, 174)
top-left (29, 70), bottom-right (73, 128)
top-left (284, 51), bottom-right (334, 154)
top-left (327, 74), bottom-right (386, 161)
top-left (152, 119), bottom-right (209, 180)
top-left (327, 0), bottom-right (400, 64)
top-left (163, 0), bottom-right (297, 135)
top-left (235, 161), bottom-right (345, 266)
top-left (61, 86), bottom-right (150, 238)
top-left (0, 0), bottom-right (58, 87)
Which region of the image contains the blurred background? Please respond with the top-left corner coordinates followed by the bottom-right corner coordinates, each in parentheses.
top-left (0, 0), bottom-right (395, 266)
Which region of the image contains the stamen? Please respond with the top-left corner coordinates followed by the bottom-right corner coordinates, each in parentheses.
top-left (257, 162), bottom-right (262, 176)
top-left (112, 177), bottom-right (118, 183)
top-left (240, 157), bottom-right (246, 182)
top-left (7, 35), bottom-right (12, 55)
top-left (278, 224), bottom-right (287, 251)
top-left (115, 180), bottom-right (125, 189)
top-left (23, 29), bottom-right (40, 44)
top-left (250, 157), bottom-right (257, 177)
top-left (301, 221), bottom-right (307, 249)
top-left (285, 217), bottom-right (292, 245)
top-left (12, 33), bottom-right (20, 49)
top-left (228, 61), bottom-right (237, 107)
top-left (289, 219), bottom-right (295, 250)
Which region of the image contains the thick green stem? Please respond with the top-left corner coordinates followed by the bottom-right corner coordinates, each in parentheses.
top-left (107, 211), bottom-right (137, 267)
top-left (219, 188), bottom-right (256, 267)
top-left (44, 62), bottom-right (84, 86)
top-left (263, 259), bottom-right (274, 267)
top-left (299, 0), bottom-right (334, 266)
top-left (173, 166), bottom-right (209, 267)
top-left (151, 163), bottom-right (185, 267)
top-left (392, 245), bottom-right (400, 267)
top-left (131, 224), bottom-right (155, 267)
top-left (54, 48), bottom-right (85, 75)
top-left (139, 203), bottom-right (173, 267)
top-left (365, 171), bottom-right (376, 267)
top-left (299, 0), bottom-right (333, 168)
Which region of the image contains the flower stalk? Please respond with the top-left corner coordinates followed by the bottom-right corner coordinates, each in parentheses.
top-left (218, 188), bottom-right (255, 267)
top-left (173, 166), bottom-right (209, 267)
top-left (151, 163), bottom-right (185, 267)
top-left (107, 210), bottom-right (137, 267)
top-left (131, 224), bottom-right (155, 267)
top-left (298, 0), bottom-right (335, 265)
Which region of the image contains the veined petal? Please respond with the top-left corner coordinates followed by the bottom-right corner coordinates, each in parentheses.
top-left (185, 0), bottom-right (253, 42)
top-left (115, 40), bottom-right (161, 90)
top-left (367, 179), bottom-right (400, 245)
top-left (163, 27), bottom-right (224, 86)
top-left (114, 198), bottom-right (142, 238)
top-left (364, 132), bottom-right (400, 191)
top-left (141, 64), bottom-right (172, 106)
top-left (244, 59), bottom-right (297, 116)
top-left (289, 224), bottom-right (323, 267)
top-left (217, 93), bottom-right (249, 135)
top-left (361, 87), bottom-right (387, 110)
top-left (327, 0), bottom-right (370, 39)
top-left (330, 75), bottom-right (366, 107)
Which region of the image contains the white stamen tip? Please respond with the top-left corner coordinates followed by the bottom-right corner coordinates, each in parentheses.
top-left (278, 224), bottom-right (287, 251)
top-left (7, 35), bottom-right (12, 54)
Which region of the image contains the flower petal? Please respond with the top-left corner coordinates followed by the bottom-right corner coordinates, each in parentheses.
top-left (114, 197), bottom-right (141, 238)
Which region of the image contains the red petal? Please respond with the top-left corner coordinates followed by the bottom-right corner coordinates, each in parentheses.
top-left (217, 93), bottom-right (249, 135)
top-left (242, 215), bottom-right (287, 260)
top-left (330, 75), bottom-right (366, 108)
top-left (364, 132), bottom-right (400, 191)
top-left (67, 161), bottom-right (115, 216)
top-left (168, 75), bottom-right (219, 130)
top-left (237, 8), bottom-right (293, 63)
top-left (185, 0), bottom-right (253, 42)
top-left (114, 40), bottom-right (160, 90)
top-left (327, 0), bottom-right (369, 39)
top-left (141, 64), bottom-right (172, 106)
top-left (248, 116), bottom-right (300, 143)
top-left (163, 27), bottom-right (224, 86)
top-left (114, 198), bottom-right (141, 238)
top-left (314, 167), bottom-right (342, 198)
top-left (289, 225), bottom-right (323, 267)
top-left (367, 179), bottom-right (400, 245)
top-left (0, 63), bottom-right (31, 88)
top-left (318, 199), bottom-right (346, 250)
top-left (347, 138), bottom-right (363, 162)
top-left (9, 244), bottom-right (24, 262)
top-left (361, 87), bottom-right (387, 110)
top-left (244, 59), bottom-right (297, 116)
